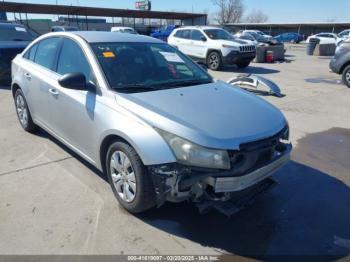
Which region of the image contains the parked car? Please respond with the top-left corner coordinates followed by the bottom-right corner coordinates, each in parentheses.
top-left (235, 30), bottom-right (278, 45)
top-left (150, 25), bottom-right (179, 42)
top-left (330, 38), bottom-right (350, 88)
top-left (274, 32), bottom-right (303, 43)
top-left (51, 26), bottom-right (78, 32)
top-left (338, 30), bottom-right (350, 41)
top-left (236, 30), bottom-right (273, 42)
top-left (168, 26), bottom-right (256, 70)
top-left (0, 22), bottom-right (34, 84)
top-left (306, 33), bottom-right (342, 45)
top-left (12, 32), bottom-right (291, 214)
top-left (235, 33), bottom-right (259, 46)
top-left (111, 27), bottom-right (138, 34)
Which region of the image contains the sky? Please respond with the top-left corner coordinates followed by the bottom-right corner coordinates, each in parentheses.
top-left (3, 0), bottom-right (350, 23)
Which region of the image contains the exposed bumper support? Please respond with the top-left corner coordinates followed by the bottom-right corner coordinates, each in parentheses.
top-left (148, 143), bottom-right (292, 211)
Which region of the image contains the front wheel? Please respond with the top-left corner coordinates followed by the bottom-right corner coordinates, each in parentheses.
top-left (236, 61), bottom-right (251, 68)
top-left (106, 141), bottom-right (156, 213)
top-left (207, 51), bottom-right (223, 71)
top-left (342, 65), bottom-right (350, 88)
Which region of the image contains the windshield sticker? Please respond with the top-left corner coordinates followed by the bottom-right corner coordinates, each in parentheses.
top-left (103, 51), bottom-right (116, 58)
top-left (159, 52), bottom-right (184, 63)
top-left (15, 27), bottom-right (27, 32)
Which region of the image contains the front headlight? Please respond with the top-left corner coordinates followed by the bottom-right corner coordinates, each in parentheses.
top-left (156, 129), bottom-right (231, 170)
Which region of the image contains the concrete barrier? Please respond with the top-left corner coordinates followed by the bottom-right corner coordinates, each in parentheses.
top-left (254, 45), bottom-right (285, 63)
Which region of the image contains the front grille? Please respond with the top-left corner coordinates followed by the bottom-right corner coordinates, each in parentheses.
top-left (239, 45), bottom-right (256, 53)
top-left (228, 126), bottom-right (288, 176)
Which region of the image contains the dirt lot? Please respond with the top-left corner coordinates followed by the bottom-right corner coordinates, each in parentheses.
top-left (1, 45), bottom-right (350, 260)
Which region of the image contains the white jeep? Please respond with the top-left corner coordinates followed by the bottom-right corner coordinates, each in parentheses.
top-left (168, 26), bottom-right (256, 71)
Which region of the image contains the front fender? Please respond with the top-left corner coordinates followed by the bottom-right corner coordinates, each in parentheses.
top-left (96, 108), bottom-right (176, 170)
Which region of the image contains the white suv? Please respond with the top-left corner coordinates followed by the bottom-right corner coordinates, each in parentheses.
top-left (168, 27), bottom-right (256, 71)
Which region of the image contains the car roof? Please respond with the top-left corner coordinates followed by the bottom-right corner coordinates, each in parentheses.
top-left (67, 31), bottom-right (162, 43)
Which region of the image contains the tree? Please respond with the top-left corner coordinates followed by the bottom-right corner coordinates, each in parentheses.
top-left (212, 0), bottom-right (245, 25)
top-left (245, 9), bottom-right (269, 23)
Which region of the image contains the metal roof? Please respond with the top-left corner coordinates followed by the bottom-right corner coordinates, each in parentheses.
top-left (0, 1), bottom-right (206, 20)
top-left (226, 22), bottom-right (350, 27)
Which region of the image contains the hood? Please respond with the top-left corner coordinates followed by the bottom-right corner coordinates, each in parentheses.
top-left (116, 82), bottom-right (287, 150)
top-left (217, 39), bottom-right (250, 46)
top-left (0, 41), bottom-right (30, 50)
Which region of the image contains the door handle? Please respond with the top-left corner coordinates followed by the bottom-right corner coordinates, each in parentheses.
top-left (24, 72), bottom-right (31, 80)
top-left (49, 88), bottom-right (59, 96)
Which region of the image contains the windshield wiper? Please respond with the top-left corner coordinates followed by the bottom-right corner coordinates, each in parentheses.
top-left (113, 84), bottom-right (158, 93)
top-left (160, 79), bottom-right (213, 88)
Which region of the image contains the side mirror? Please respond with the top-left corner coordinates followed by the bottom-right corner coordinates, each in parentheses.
top-left (58, 72), bottom-right (87, 90)
top-left (201, 36), bottom-right (207, 42)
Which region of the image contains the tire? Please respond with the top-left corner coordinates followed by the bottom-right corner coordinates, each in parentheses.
top-left (14, 89), bottom-right (38, 132)
top-left (207, 51), bottom-right (222, 71)
top-left (342, 65), bottom-right (350, 88)
top-left (236, 61), bottom-right (250, 68)
top-left (106, 141), bottom-right (156, 213)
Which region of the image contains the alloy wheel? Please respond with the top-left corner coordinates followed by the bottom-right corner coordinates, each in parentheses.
top-left (209, 54), bottom-right (219, 69)
top-left (16, 94), bottom-right (28, 127)
top-left (110, 151), bottom-right (137, 203)
top-left (346, 70), bottom-right (350, 84)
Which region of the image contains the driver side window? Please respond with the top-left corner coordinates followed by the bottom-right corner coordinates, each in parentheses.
top-left (56, 38), bottom-right (92, 82)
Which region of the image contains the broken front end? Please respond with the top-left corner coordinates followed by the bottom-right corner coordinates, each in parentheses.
top-left (149, 126), bottom-right (292, 215)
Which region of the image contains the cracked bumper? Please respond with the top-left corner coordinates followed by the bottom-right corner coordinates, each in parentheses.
top-left (148, 143), bottom-right (292, 207)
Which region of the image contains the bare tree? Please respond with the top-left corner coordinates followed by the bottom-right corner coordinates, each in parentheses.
top-left (245, 9), bottom-right (269, 23)
top-left (212, 0), bottom-right (245, 25)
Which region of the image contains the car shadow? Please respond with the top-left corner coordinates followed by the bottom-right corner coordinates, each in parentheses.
top-left (136, 128), bottom-right (350, 260)
top-left (305, 78), bottom-right (342, 85)
top-left (221, 66), bottom-right (280, 74)
top-left (0, 84), bottom-right (11, 90)
top-left (136, 161), bottom-right (350, 260)
top-left (32, 129), bottom-right (107, 182)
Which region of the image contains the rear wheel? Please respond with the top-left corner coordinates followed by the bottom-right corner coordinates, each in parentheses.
top-left (207, 51), bottom-right (222, 71)
top-left (342, 65), bottom-right (350, 88)
top-left (14, 89), bottom-right (38, 132)
top-left (106, 141), bottom-right (156, 213)
top-left (236, 61), bottom-right (250, 68)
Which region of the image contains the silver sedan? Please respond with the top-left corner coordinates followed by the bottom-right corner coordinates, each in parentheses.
top-left (11, 32), bottom-right (291, 214)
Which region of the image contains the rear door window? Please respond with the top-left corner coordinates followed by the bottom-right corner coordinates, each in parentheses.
top-left (181, 30), bottom-right (191, 39)
top-left (34, 37), bottom-right (61, 70)
top-left (174, 30), bottom-right (183, 38)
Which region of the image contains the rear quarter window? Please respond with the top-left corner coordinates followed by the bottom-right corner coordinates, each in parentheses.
top-left (23, 44), bottom-right (38, 61)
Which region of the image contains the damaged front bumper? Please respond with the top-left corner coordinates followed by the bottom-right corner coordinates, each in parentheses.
top-left (148, 141), bottom-right (292, 212)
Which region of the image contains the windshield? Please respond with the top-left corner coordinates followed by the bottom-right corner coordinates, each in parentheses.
top-left (204, 29), bottom-right (234, 40)
top-left (91, 42), bottom-right (212, 92)
top-left (0, 27), bottom-right (34, 41)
